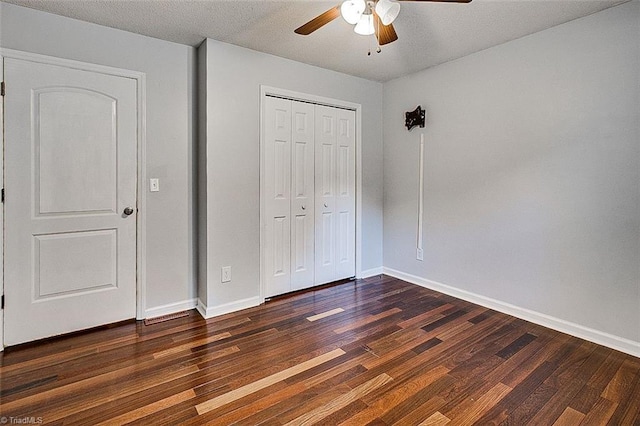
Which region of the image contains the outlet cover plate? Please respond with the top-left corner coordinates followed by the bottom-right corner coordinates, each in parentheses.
top-left (222, 266), bottom-right (232, 283)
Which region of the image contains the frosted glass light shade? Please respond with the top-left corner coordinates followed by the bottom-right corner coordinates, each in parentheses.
top-left (375, 0), bottom-right (400, 25)
top-left (354, 13), bottom-right (375, 35)
top-left (341, 0), bottom-right (366, 25)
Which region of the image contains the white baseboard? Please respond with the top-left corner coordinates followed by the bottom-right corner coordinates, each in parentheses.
top-left (383, 267), bottom-right (640, 358)
top-left (359, 267), bottom-right (384, 278)
top-left (196, 296), bottom-right (261, 319)
top-left (0, 309), bottom-right (4, 352)
top-left (144, 298), bottom-right (198, 319)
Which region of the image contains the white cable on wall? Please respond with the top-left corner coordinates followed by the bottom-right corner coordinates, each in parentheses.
top-left (417, 133), bottom-right (424, 261)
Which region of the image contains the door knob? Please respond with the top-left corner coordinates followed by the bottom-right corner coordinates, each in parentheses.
top-left (324, 203), bottom-right (328, 208)
top-left (123, 207), bottom-right (135, 216)
top-left (301, 205), bottom-right (306, 210)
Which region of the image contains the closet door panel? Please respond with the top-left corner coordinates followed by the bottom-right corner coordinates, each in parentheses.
top-left (335, 109), bottom-right (356, 279)
top-left (264, 97), bottom-right (292, 297)
top-left (291, 101), bottom-right (315, 291)
top-left (314, 105), bottom-right (337, 285)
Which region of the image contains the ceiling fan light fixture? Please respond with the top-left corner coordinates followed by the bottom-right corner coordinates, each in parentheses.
top-left (375, 0), bottom-right (400, 25)
top-left (341, 0), bottom-right (366, 25)
top-left (354, 13), bottom-right (375, 35)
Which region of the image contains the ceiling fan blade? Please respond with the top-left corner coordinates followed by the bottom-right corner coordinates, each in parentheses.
top-left (374, 13), bottom-right (398, 46)
top-left (398, 0), bottom-right (472, 3)
top-left (294, 5), bottom-right (342, 35)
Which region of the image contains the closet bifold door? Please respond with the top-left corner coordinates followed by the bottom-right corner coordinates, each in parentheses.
top-left (290, 101), bottom-right (315, 291)
top-left (335, 108), bottom-right (356, 280)
top-left (264, 98), bottom-right (316, 297)
top-left (264, 97), bottom-right (292, 297)
top-left (314, 105), bottom-right (356, 285)
top-left (264, 97), bottom-right (354, 297)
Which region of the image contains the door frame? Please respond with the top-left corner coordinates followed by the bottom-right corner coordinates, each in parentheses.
top-left (0, 49), bottom-right (148, 350)
top-left (259, 85), bottom-right (363, 303)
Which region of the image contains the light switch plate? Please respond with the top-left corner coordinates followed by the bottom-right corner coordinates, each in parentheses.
top-left (150, 178), bottom-right (160, 192)
top-left (416, 248), bottom-right (424, 261)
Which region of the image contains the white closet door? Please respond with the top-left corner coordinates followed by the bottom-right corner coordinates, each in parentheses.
top-left (335, 108), bottom-right (356, 279)
top-left (264, 97), bottom-right (292, 297)
top-left (264, 98), bottom-right (355, 296)
top-left (314, 105), bottom-right (356, 285)
top-left (290, 101), bottom-right (315, 291)
top-left (314, 105), bottom-right (338, 285)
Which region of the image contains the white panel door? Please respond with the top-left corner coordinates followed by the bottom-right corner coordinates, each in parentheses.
top-left (314, 105), bottom-right (356, 285)
top-left (3, 57), bottom-right (138, 346)
top-left (335, 108), bottom-right (356, 279)
top-left (264, 97), bottom-right (292, 297)
top-left (290, 101), bottom-right (315, 291)
top-left (314, 105), bottom-right (337, 285)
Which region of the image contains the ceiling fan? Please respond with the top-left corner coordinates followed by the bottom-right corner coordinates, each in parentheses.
top-left (294, 0), bottom-right (472, 51)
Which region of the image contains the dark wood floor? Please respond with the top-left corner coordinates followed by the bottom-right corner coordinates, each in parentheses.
top-left (1, 275), bottom-right (639, 425)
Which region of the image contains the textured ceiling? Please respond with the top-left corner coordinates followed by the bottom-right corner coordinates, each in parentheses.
top-left (1, 0), bottom-right (629, 82)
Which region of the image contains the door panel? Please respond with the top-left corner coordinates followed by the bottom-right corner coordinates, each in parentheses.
top-left (293, 215), bottom-right (307, 271)
top-left (321, 212), bottom-right (334, 265)
top-left (293, 143), bottom-right (307, 198)
top-left (272, 216), bottom-right (289, 276)
top-left (315, 105), bottom-right (337, 285)
top-left (4, 57), bottom-right (138, 346)
top-left (273, 140), bottom-right (288, 199)
top-left (35, 230), bottom-right (117, 298)
top-left (337, 212), bottom-right (350, 263)
top-left (321, 144), bottom-right (334, 196)
top-left (264, 97), bottom-right (292, 297)
top-left (338, 146), bottom-right (349, 197)
top-left (335, 109), bottom-right (356, 279)
top-left (36, 88), bottom-right (117, 215)
top-left (290, 101), bottom-right (315, 291)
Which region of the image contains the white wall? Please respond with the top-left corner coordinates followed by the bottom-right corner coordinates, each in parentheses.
top-left (199, 39), bottom-right (383, 313)
top-left (0, 3), bottom-right (197, 317)
top-left (197, 41), bottom-right (209, 308)
top-left (383, 2), bottom-right (639, 353)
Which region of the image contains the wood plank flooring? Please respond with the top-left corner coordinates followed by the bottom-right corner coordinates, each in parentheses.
top-left (1, 275), bottom-right (639, 425)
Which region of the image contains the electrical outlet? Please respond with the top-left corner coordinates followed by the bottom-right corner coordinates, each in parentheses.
top-left (221, 266), bottom-right (232, 283)
top-left (416, 248), bottom-right (424, 261)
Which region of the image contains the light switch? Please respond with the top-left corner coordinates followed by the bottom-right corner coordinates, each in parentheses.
top-left (150, 178), bottom-right (160, 192)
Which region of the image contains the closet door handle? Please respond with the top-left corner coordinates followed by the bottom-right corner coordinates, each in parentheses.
top-left (324, 203), bottom-right (328, 208)
top-left (301, 205), bottom-right (306, 210)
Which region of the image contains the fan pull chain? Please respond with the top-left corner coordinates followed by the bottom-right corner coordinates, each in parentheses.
top-left (368, 15), bottom-right (382, 56)
top-left (370, 34), bottom-right (381, 55)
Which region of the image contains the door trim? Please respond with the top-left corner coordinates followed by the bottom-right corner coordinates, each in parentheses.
top-left (0, 49), bottom-right (147, 350)
top-left (259, 86), bottom-right (363, 303)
